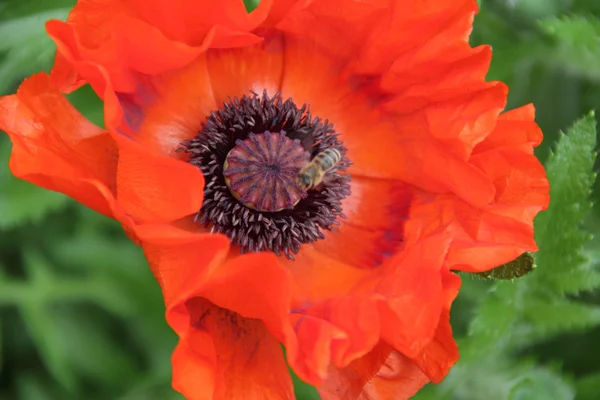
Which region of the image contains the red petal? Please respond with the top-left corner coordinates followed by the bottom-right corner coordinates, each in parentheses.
top-left (403, 106), bottom-right (549, 272)
top-left (0, 73), bottom-right (125, 221)
top-left (206, 34), bottom-right (284, 106)
top-left (172, 298), bottom-right (294, 400)
top-left (126, 0), bottom-right (273, 45)
top-left (46, 0), bottom-right (272, 95)
top-left (312, 177), bottom-right (412, 269)
top-left (287, 234), bottom-right (452, 385)
top-left (412, 310), bottom-right (459, 383)
top-left (375, 235), bottom-right (451, 359)
top-left (279, 36), bottom-right (496, 208)
top-left (359, 350), bottom-right (431, 400)
top-left (138, 228), bottom-right (299, 399)
top-left (111, 56), bottom-right (217, 156)
top-left (113, 132), bottom-right (204, 223)
top-left (411, 271), bottom-right (461, 384)
top-left (319, 342), bottom-right (429, 400)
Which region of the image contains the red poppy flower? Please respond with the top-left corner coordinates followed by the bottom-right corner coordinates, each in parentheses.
top-left (0, 0), bottom-right (549, 399)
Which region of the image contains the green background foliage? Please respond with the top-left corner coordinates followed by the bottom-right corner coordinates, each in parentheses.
top-left (0, 0), bottom-right (599, 399)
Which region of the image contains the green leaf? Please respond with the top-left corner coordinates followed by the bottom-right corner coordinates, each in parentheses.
top-left (576, 372), bottom-right (600, 400)
top-left (0, 0), bottom-right (74, 21)
top-left (465, 283), bottom-right (519, 356)
top-left (118, 382), bottom-right (184, 400)
top-left (66, 84), bottom-right (105, 128)
top-left (15, 373), bottom-right (60, 400)
top-left (473, 253), bottom-right (536, 280)
top-left (58, 308), bottom-right (141, 390)
top-left (243, 0), bottom-right (260, 13)
top-left (19, 301), bottom-right (78, 392)
top-left (0, 315), bottom-right (3, 375)
top-left (508, 368), bottom-right (575, 400)
top-left (0, 8), bottom-right (70, 95)
top-left (521, 299), bottom-right (600, 337)
top-left (0, 138), bottom-right (70, 229)
top-left (539, 15), bottom-right (600, 81)
top-left (292, 370), bottom-right (321, 400)
top-left (531, 112), bottom-right (598, 295)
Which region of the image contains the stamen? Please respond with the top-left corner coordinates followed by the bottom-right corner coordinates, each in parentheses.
top-left (178, 91), bottom-right (351, 259)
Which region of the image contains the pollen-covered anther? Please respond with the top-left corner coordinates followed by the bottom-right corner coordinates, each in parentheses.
top-left (223, 131), bottom-right (310, 212)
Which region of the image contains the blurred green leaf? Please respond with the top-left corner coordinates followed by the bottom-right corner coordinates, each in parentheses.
top-left (118, 382), bottom-right (184, 400)
top-left (66, 85), bottom-right (105, 128)
top-left (511, 0), bottom-right (570, 20)
top-left (15, 373), bottom-right (59, 400)
top-left (19, 301), bottom-right (77, 392)
top-left (540, 15), bottom-right (600, 81)
top-left (508, 369), bottom-right (574, 400)
top-left (0, 139), bottom-right (70, 229)
top-left (0, 0), bottom-right (74, 21)
top-left (0, 8), bottom-right (70, 95)
top-left (58, 308), bottom-right (141, 390)
top-left (522, 300), bottom-right (600, 336)
top-left (465, 283), bottom-right (519, 357)
top-left (531, 112), bottom-right (598, 295)
top-left (0, 315), bottom-right (3, 375)
top-left (576, 372), bottom-right (600, 400)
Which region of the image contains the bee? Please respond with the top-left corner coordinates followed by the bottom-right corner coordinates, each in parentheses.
top-left (296, 148), bottom-right (342, 190)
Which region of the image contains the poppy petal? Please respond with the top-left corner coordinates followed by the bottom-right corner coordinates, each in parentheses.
top-left (173, 298), bottom-right (295, 400)
top-left (113, 36), bottom-right (285, 157)
top-left (206, 34), bottom-right (285, 106)
top-left (0, 73), bottom-right (125, 221)
top-left (319, 342), bottom-right (429, 400)
top-left (351, 0), bottom-right (478, 77)
top-left (112, 132), bottom-right (204, 223)
top-left (358, 350), bottom-right (431, 400)
top-left (374, 234), bottom-right (452, 359)
top-left (46, 0), bottom-right (272, 95)
top-left (404, 105), bottom-right (549, 272)
top-left (126, 0), bottom-right (274, 45)
top-left (283, 245), bottom-right (371, 306)
top-left (278, 36), bottom-right (496, 208)
top-left (109, 55), bottom-right (217, 156)
top-left (274, 0), bottom-right (388, 60)
top-left (412, 310), bottom-right (459, 384)
top-left (287, 234), bottom-right (452, 385)
top-left (138, 228), bottom-right (299, 397)
top-left (312, 177), bottom-right (412, 269)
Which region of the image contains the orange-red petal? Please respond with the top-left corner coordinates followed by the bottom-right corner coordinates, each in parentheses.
top-left (46, 0), bottom-right (275, 95)
top-left (0, 73), bottom-right (124, 221)
top-left (319, 342), bottom-right (429, 400)
top-left (112, 132), bottom-right (204, 223)
top-left (403, 105), bottom-right (549, 272)
top-left (358, 350), bottom-right (431, 400)
top-left (173, 298), bottom-right (294, 400)
top-left (286, 234), bottom-right (454, 386)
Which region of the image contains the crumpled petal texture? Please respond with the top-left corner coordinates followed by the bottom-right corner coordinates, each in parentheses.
top-left (0, 0), bottom-right (550, 399)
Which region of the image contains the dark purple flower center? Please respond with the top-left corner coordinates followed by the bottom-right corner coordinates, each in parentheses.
top-left (178, 91), bottom-right (351, 260)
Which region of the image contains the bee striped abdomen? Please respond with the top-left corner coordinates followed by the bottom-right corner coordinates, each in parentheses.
top-left (296, 148), bottom-right (343, 191)
top-left (314, 149), bottom-right (341, 170)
